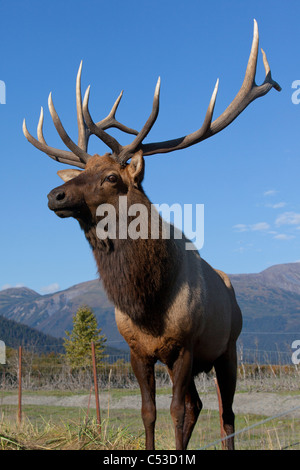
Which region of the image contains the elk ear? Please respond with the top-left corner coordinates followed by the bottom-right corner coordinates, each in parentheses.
top-left (57, 169), bottom-right (82, 182)
top-left (128, 150), bottom-right (144, 188)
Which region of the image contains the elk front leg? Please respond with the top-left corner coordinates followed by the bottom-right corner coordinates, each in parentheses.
top-left (130, 350), bottom-right (156, 450)
top-left (169, 348), bottom-right (193, 450)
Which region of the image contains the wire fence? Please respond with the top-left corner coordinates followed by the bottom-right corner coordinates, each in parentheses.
top-left (0, 346), bottom-right (299, 391)
top-left (0, 346), bottom-right (299, 450)
top-left (0, 351), bottom-right (169, 390)
top-left (199, 405), bottom-right (300, 450)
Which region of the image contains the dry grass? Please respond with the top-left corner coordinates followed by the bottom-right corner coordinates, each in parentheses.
top-left (0, 362), bottom-right (299, 450)
top-left (0, 397), bottom-right (299, 450)
top-left (0, 413), bottom-right (144, 450)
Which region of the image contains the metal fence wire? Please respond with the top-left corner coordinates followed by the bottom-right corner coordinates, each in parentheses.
top-left (0, 347), bottom-right (299, 450)
top-left (199, 405), bottom-right (300, 450)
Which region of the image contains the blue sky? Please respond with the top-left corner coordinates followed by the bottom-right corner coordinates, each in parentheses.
top-left (0, 0), bottom-right (300, 294)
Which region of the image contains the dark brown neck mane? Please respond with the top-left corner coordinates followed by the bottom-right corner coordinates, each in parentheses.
top-left (81, 190), bottom-right (181, 335)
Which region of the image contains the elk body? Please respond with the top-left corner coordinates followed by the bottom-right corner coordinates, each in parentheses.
top-left (24, 21), bottom-right (280, 450)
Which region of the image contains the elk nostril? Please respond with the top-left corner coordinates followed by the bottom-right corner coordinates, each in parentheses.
top-left (56, 191), bottom-right (65, 201)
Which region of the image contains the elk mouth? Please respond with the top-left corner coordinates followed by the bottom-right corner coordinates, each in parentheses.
top-left (48, 202), bottom-right (84, 219)
top-left (52, 208), bottom-right (75, 218)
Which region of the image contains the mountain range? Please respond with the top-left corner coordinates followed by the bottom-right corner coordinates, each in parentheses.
top-left (1, 262), bottom-right (300, 361)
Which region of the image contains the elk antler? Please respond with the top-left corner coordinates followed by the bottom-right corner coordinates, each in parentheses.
top-left (85, 19), bottom-right (280, 165)
top-left (24, 20), bottom-right (280, 168)
top-left (23, 61), bottom-right (138, 169)
top-left (137, 19), bottom-right (281, 160)
top-left (82, 76), bottom-right (161, 165)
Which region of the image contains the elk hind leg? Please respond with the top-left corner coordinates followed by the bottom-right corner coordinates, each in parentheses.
top-left (214, 343), bottom-right (238, 450)
top-left (183, 378), bottom-right (202, 449)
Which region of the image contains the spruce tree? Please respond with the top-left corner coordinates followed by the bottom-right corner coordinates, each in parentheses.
top-left (64, 305), bottom-right (106, 368)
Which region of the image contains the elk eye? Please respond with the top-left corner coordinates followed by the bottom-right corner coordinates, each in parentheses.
top-left (105, 174), bottom-right (118, 183)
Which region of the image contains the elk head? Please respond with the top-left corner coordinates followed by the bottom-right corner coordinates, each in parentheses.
top-left (23, 20), bottom-right (280, 230)
top-left (46, 152), bottom-right (145, 225)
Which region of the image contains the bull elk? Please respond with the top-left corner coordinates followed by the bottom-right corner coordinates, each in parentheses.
top-left (23, 20), bottom-right (280, 450)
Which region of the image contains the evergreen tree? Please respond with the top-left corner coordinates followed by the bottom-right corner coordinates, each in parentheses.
top-left (64, 305), bottom-right (107, 368)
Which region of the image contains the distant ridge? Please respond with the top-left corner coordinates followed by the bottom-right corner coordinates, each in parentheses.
top-left (0, 314), bottom-right (64, 353)
top-left (229, 262), bottom-right (300, 360)
top-left (230, 262), bottom-right (300, 295)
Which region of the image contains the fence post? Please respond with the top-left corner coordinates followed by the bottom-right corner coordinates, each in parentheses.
top-left (91, 342), bottom-right (101, 435)
top-left (18, 346), bottom-right (22, 425)
top-left (214, 377), bottom-right (226, 449)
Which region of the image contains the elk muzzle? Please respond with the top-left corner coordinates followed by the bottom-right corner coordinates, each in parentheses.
top-left (47, 186), bottom-right (83, 218)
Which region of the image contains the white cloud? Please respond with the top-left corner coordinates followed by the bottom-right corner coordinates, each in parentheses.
top-left (40, 283), bottom-right (60, 294)
top-left (273, 234), bottom-right (295, 240)
top-left (267, 202), bottom-right (286, 209)
top-left (233, 222), bottom-right (270, 233)
top-left (263, 190), bottom-right (277, 197)
top-left (275, 212), bottom-right (300, 226)
top-left (251, 222), bottom-right (270, 231)
top-left (233, 224), bottom-right (248, 232)
top-left (1, 283), bottom-right (25, 291)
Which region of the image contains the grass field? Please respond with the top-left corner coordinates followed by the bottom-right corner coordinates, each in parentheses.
top-left (0, 387), bottom-right (299, 450)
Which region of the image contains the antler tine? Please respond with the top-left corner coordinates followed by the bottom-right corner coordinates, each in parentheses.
top-left (23, 110), bottom-right (86, 169)
top-left (117, 77), bottom-right (161, 164)
top-left (23, 63), bottom-right (93, 169)
top-left (261, 48), bottom-right (281, 92)
top-left (119, 77), bottom-right (219, 158)
top-left (139, 19), bottom-right (281, 157)
top-left (209, 20), bottom-right (281, 134)
top-left (209, 19), bottom-right (281, 135)
top-left (37, 107), bottom-right (86, 167)
top-left (76, 61), bottom-right (90, 152)
top-left (76, 61), bottom-right (138, 155)
top-left (48, 92), bottom-right (91, 164)
top-left (96, 90), bottom-right (139, 135)
top-left (82, 85), bottom-right (122, 156)
top-left (163, 78), bottom-right (219, 150)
